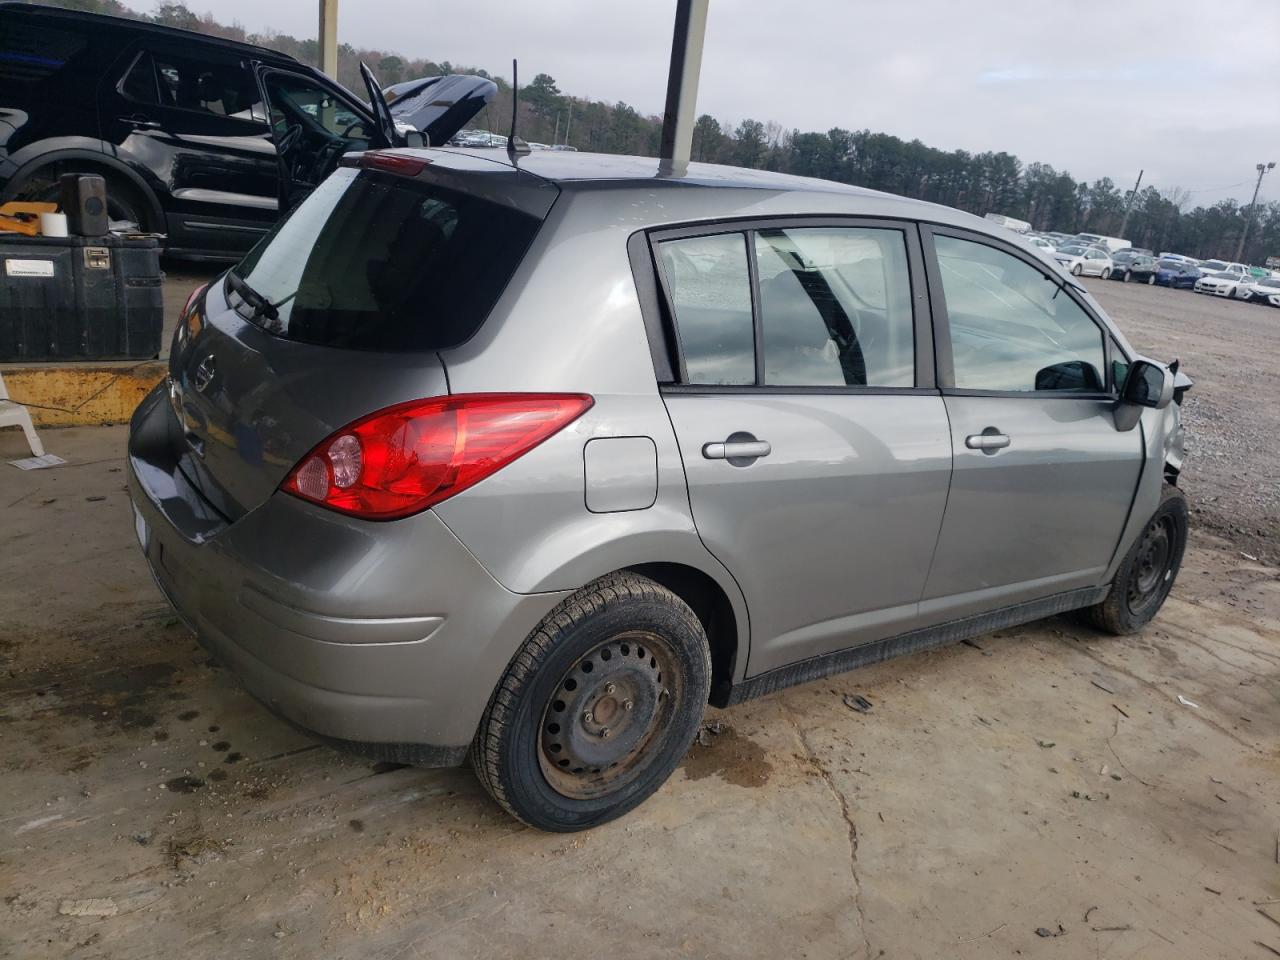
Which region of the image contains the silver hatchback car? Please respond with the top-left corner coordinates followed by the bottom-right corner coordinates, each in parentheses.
top-left (128, 148), bottom-right (1191, 831)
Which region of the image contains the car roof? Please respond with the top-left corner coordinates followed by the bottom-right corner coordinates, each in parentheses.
top-left (0, 2), bottom-right (300, 62)
top-left (407, 146), bottom-right (1013, 235)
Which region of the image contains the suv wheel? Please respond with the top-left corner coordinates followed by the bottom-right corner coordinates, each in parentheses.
top-left (1082, 485), bottom-right (1187, 635)
top-left (18, 167), bottom-right (151, 232)
top-left (471, 571), bottom-right (711, 831)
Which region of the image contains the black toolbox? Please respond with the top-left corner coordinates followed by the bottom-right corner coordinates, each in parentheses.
top-left (0, 234), bottom-right (164, 361)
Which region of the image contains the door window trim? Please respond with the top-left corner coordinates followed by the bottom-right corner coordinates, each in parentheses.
top-left (918, 222), bottom-right (1126, 399)
top-left (631, 215), bottom-right (937, 394)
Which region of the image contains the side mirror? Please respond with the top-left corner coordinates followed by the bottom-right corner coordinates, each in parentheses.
top-left (1121, 359), bottom-right (1174, 410)
top-left (404, 130), bottom-right (426, 149)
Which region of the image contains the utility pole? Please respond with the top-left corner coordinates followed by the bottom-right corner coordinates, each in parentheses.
top-left (553, 111), bottom-right (561, 146)
top-left (1235, 161), bottom-right (1276, 262)
top-left (564, 101), bottom-right (572, 145)
top-left (319, 0), bottom-right (339, 79)
top-left (658, 0), bottom-right (710, 169)
top-left (1117, 169), bottom-right (1143, 239)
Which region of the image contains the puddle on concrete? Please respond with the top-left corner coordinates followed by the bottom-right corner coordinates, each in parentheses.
top-left (681, 725), bottom-right (773, 788)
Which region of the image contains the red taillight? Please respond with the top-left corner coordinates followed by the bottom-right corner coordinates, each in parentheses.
top-left (358, 151), bottom-right (431, 176)
top-left (281, 393), bottom-right (594, 520)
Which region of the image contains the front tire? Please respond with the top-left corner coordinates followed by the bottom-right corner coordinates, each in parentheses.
top-left (1122, 270), bottom-right (1131, 283)
top-left (471, 572), bottom-right (711, 832)
top-left (1101, 268), bottom-right (1112, 280)
top-left (1071, 263), bottom-right (1083, 276)
top-left (1146, 273), bottom-right (1155, 285)
top-left (1083, 485), bottom-right (1188, 635)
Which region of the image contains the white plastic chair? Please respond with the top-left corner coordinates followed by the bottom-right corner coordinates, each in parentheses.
top-left (0, 370), bottom-right (44, 457)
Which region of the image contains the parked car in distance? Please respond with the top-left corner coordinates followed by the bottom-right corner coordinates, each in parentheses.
top-left (1158, 253), bottom-right (1196, 264)
top-left (1239, 275), bottom-right (1280, 306)
top-left (1054, 242), bottom-right (1114, 277)
top-left (1155, 259), bottom-right (1201, 289)
top-left (1108, 250), bottom-right (1159, 284)
top-left (1074, 232), bottom-right (1132, 253)
top-left (0, 2), bottom-right (494, 259)
top-left (1195, 259), bottom-right (1250, 279)
top-left (1195, 271), bottom-right (1249, 298)
top-left (984, 212), bottom-right (1031, 232)
top-left (1023, 234), bottom-right (1056, 252)
top-left (129, 147), bottom-right (1191, 831)
top-left (1129, 248), bottom-right (1154, 257)
top-left (1246, 266), bottom-right (1270, 279)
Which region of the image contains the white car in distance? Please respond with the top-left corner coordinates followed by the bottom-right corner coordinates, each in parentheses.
top-left (1054, 243), bottom-right (1114, 278)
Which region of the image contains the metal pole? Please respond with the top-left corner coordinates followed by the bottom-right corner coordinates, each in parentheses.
top-left (1117, 169), bottom-right (1143, 239)
top-left (1235, 162), bottom-right (1275, 262)
top-left (319, 0), bottom-right (339, 79)
top-left (564, 101), bottom-right (572, 145)
top-left (658, 0), bottom-right (710, 169)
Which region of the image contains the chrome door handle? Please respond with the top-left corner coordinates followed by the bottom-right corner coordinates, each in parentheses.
top-left (965, 431), bottom-right (1010, 452)
top-left (121, 115), bottom-right (161, 130)
top-left (702, 438), bottom-right (771, 462)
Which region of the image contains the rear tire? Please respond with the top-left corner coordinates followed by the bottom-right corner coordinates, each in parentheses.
top-left (1122, 270), bottom-right (1131, 283)
top-left (471, 571), bottom-right (711, 832)
top-left (1101, 268), bottom-right (1112, 280)
top-left (15, 165), bottom-right (153, 232)
top-left (1146, 273), bottom-right (1155, 285)
top-left (1082, 485), bottom-right (1188, 635)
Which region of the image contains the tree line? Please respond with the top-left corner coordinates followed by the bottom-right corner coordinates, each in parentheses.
top-left (44, 0), bottom-right (1280, 264)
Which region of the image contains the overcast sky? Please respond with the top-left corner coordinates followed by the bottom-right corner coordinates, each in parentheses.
top-left (155, 0), bottom-right (1278, 207)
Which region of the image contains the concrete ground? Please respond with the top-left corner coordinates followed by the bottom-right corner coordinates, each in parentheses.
top-left (2, 281), bottom-right (1278, 959)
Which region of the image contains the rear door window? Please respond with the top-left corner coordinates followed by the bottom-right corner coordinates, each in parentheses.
top-left (755, 226), bottom-right (914, 387)
top-left (122, 46), bottom-right (262, 120)
top-left (229, 166), bottom-right (544, 351)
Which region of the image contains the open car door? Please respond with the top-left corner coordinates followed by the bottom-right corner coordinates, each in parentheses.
top-left (358, 61), bottom-right (399, 149)
top-left (383, 74), bottom-right (498, 146)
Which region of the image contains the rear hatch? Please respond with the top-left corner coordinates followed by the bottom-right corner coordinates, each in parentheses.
top-left (167, 158), bottom-right (557, 521)
top-left (383, 74), bottom-right (498, 147)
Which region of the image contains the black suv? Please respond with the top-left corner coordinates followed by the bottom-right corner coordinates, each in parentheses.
top-left (0, 3), bottom-right (494, 259)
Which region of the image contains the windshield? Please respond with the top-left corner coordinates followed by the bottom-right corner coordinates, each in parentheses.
top-left (1157, 260), bottom-right (1184, 270)
top-left (1207, 272), bottom-right (1235, 280)
top-left (1254, 278), bottom-right (1280, 288)
top-left (228, 167), bottom-right (542, 350)
top-left (1057, 244), bottom-right (1088, 255)
top-left (1200, 260), bottom-right (1228, 271)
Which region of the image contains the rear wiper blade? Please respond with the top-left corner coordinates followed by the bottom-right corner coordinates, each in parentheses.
top-left (226, 268), bottom-right (278, 323)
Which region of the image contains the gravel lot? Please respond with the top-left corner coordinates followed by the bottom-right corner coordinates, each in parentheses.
top-left (1089, 277), bottom-right (1280, 564)
top-left (1, 275), bottom-right (1277, 959)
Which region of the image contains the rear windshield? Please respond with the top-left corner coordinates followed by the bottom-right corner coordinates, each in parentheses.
top-left (229, 167), bottom-right (542, 350)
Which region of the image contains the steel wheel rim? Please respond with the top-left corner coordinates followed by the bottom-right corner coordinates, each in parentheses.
top-left (1127, 515), bottom-right (1175, 616)
top-left (537, 630), bottom-right (681, 800)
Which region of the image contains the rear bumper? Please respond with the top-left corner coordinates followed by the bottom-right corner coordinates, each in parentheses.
top-left (127, 386), bottom-right (570, 761)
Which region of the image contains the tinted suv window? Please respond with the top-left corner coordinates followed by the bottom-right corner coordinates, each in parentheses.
top-left (229, 167), bottom-right (542, 351)
top-left (755, 227), bottom-right (914, 387)
top-left (128, 48), bottom-right (260, 118)
top-left (0, 18), bottom-right (90, 89)
top-left (658, 233), bottom-right (755, 385)
top-left (935, 234), bottom-right (1105, 392)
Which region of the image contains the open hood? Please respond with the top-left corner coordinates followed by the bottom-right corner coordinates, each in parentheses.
top-left (383, 74), bottom-right (498, 147)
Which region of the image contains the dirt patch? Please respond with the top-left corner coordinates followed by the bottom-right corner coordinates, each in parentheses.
top-left (681, 724), bottom-right (774, 787)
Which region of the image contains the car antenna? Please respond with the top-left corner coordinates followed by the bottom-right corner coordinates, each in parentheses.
top-left (506, 58), bottom-right (531, 162)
